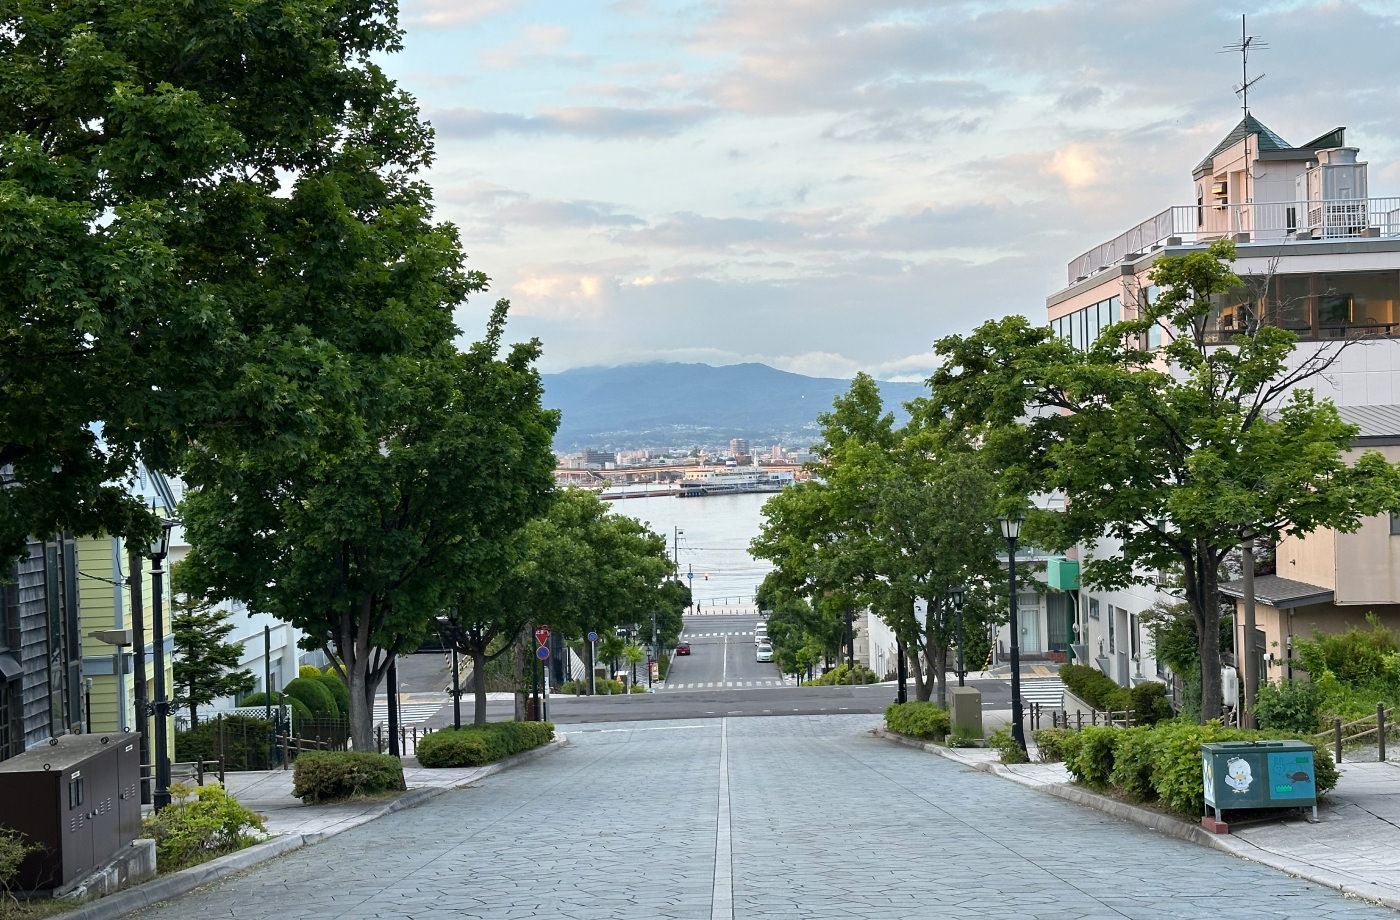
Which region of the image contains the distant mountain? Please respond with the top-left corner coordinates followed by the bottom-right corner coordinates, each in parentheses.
top-left (541, 362), bottom-right (927, 452)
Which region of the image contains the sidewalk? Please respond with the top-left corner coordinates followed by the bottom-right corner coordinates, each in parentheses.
top-left (58, 739), bottom-right (568, 920)
top-left (876, 729), bottom-right (1400, 910)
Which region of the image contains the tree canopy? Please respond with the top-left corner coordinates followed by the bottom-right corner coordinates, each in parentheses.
top-left (929, 240), bottom-right (1400, 720)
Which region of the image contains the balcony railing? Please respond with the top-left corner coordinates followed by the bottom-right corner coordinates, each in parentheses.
top-left (1067, 197), bottom-right (1400, 286)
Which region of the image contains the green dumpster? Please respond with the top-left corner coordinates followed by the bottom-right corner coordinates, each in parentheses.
top-left (1201, 740), bottom-right (1317, 821)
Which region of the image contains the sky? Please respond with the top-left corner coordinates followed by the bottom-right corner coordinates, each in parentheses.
top-left (385, 0), bottom-right (1400, 381)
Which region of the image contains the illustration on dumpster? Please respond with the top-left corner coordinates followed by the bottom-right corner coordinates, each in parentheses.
top-left (1224, 756), bottom-right (1254, 793)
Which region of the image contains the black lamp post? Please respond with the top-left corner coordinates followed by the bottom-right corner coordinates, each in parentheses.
top-left (1000, 515), bottom-right (1027, 755)
top-left (148, 517), bottom-right (176, 811)
top-left (948, 586), bottom-right (966, 687)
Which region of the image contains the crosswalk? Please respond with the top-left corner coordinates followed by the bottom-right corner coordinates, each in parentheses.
top-left (1019, 678), bottom-right (1066, 708)
top-left (681, 631), bottom-right (761, 638)
top-left (660, 680), bottom-right (785, 690)
top-left (372, 699), bottom-right (445, 725)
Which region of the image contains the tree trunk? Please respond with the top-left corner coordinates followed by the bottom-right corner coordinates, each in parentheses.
top-left (472, 648), bottom-right (489, 726)
top-left (933, 644), bottom-right (949, 709)
top-left (513, 635), bottom-right (528, 720)
top-left (909, 646), bottom-right (932, 702)
top-left (1186, 543), bottom-right (1224, 723)
top-left (347, 654), bottom-right (374, 751)
top-left (189, 699), bottom-right (198, 730)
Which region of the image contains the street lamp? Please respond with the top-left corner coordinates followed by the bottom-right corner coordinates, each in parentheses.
top-left (148, 517), bottom-right (176, 811)
top-left (1000, 515), bottom-right (1027, 756)
top-left (947, 586), bottom-right (966, 687)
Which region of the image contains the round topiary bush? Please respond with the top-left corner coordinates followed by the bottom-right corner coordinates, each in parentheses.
top-left (282, 677), bottom-right (338, 719)
top-left (313, 672), bottom-right (351, 717)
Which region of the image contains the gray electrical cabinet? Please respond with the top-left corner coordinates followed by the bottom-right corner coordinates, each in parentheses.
top-left (0, 732), bottom-right (142, 892)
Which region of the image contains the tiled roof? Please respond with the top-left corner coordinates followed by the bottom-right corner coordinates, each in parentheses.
top-left (1218, 574), bottom-right (1333, 608)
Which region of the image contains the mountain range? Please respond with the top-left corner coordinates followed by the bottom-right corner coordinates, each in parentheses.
top-left (541, 362), bottom-right (928, 452)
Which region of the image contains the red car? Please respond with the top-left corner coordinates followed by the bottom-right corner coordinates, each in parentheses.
top-left (674, 643), bottom-right (691, 655)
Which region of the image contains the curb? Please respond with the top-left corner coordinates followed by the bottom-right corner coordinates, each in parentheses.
top-left (873, 728), bottom-right (1400, 911)
top-left (55, 736), bottom-right (570, 920)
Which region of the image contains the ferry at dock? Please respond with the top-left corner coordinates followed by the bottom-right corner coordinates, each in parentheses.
top-left (677, 466), bottom-right (794, 497)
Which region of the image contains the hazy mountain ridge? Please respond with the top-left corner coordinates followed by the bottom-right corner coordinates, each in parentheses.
top-left (542, 362), bottom-right (927, 451)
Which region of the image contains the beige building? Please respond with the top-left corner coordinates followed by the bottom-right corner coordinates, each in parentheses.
top-left (1046, 114), bottom-right (1400, 690)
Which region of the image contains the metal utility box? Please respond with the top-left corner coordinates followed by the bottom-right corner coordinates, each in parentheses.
top-left (949, 687), bottom-right (984, 739)
top-left (0, 732), bottom-right (142, 892)
top-left (1201, 740), bottom-right (1317, 820)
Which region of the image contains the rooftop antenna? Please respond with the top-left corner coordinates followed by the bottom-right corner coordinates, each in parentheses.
top-left (1221, 14), bottom-right (1267, 116)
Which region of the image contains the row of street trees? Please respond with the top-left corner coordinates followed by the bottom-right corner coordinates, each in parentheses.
top-left (1, 1), bottom-right (683, 749)
top-left (758, 240), bottom-right (1400, 724)
top-left (751, 376), bottom-right (1007, 707)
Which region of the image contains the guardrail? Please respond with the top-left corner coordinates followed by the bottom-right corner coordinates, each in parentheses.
top-left (1313, 703), bottom-right (1393, 763)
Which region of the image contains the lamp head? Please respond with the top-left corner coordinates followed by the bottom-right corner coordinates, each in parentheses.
top-left (999, 514), bottom-right (1024, 542)
top-left (947, 587), bottom-right (965, 610)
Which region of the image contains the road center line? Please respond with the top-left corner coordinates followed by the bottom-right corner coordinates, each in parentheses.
top-left (722, 632), bottom-right (728, 683)
top-left (712, 717), bottom-right (733, 920)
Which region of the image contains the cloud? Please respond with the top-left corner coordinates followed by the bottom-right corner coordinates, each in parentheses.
top-left (428, 105), bottom-right (718, 139)
top-left (1045, 143), bottom-right (1106, 189)
top-left (403, 0), bottom-right (521, 27)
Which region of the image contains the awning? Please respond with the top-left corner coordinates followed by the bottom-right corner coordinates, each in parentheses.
top-left (1218, 575), bottom-right (1334, 609)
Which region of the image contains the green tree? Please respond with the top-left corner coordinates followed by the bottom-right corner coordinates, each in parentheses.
top-left (169, 566), bottom-right (256, 728)
top-left (930, 239), bottom-right (1400, 721)
top-left (441, 488), bottom-right (673, 722)
top-left (179, 310), bottom-right (558, 747)
top-left (0, 0), bottom-right (460, 565)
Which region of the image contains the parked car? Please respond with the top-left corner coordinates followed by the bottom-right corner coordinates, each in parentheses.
top-left (675, 643), bottom-right (691, 655)
top-left (756, 643), bottom-right (773, 662)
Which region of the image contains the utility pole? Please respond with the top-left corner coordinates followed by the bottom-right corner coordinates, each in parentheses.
top-left (1242, 537), bottom-right (1258, 729)
top-left (128, 549), bottom-right (150, 805)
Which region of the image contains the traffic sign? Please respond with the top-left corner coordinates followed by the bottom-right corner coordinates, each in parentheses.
top-left (534, 626), bottom-right (550, 644)
top-left (535, 646), bottom-right (550, 660)
top-left (587, 631), bottom-right (598, 642)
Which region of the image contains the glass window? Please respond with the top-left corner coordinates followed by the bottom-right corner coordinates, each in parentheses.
top-left (1147, 321), bottom-right (1163, 349)
top-left (1087, 597), bottom-right (1100, 619)
top-left (1109, 296), bottom-right (1121, 325)
top-left (1272, 275), bottom-right (1312, 333)
top-left (1087, 303), bottom-right (1100, 343)
top-left (1390, 511), bottom-right (1400, 535)
top-left (1332, 271), bottom-right (1400, 330)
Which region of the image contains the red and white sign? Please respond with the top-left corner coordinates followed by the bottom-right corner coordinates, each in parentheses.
top-left (534, 626), bottom-right (551, 644)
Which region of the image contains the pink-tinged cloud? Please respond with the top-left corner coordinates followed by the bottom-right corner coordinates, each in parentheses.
top-left (429, 105), bottom-right (718, 139)
top-left (403, 0), bottom-right (521, 27)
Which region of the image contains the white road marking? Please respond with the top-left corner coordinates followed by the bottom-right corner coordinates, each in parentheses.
top-left (712, 718), bottom-right (733, 920)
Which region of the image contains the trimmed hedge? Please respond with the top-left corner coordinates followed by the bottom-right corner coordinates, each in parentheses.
top-left (141, 783), bottom-right (266, 871)
top-left (313, 672), bottom-right (351, 717)
top-left (812, 663), bottom-right (878, 685)
top-left (283, 677), bottom-right (338, 719)
top-left (239, 691), bottom-right (312, 729)
top-left (1060, 719), bottom-right (1339, 816)
top-left (1059, 665), bottom-right (1172, 725)
top-left (884, 702), bottom-right (951, 741)
top-left (292, 751), bottom-right (406, 804)
top-left (416, 721), bottom-right (555, 768)
top-left (175, 715), bottom-right (273, 771)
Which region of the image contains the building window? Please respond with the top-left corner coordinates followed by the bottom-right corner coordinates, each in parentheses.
top-left (1107, 605), bottom-right (1116, 653)
top-left (1087, 596), bottom-right (1100, 620)
top-left (1390, 511), bottom-right (1400, 535)
top-left (1207, 271), bottom-right (1400, 342)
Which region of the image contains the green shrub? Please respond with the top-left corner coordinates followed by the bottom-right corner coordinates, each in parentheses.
top-left (416, 721), bottom-right (555, 768)
top-left (0, 827), bottom-right (37, 903)
top-left (175, 715), bottom-right (274, 771)
top-left (299, 665), bottom-right (322, 679)
top-left (282, 677), bottom-right (337, 719)
top-left (1128, 682), bottom-right (1174, 725)
top-left (884, 702), bottom-right (951, 741)
top-left (1296, 617), bottom-right (1400, 693)
top-left (239, 692), bottom-right (312, 729)
top-left (629, 685), bottom-right (649, 693)
top-left (291, 751), bottom-right (406, 804)
top-left (1254, 679), bottom-right (1322, 733)
top-left (1060, 663), bottom-right (1131, 712)
top-left (1107, 726), bottom-right (1157, 802)
top-left (1064, 725), bottom-right (1120, 788)
top-left (812, 663), bottom-right (878, 685)
top-left (140, 783), bottom-right (267, 871)
top-left (1031, 727), bottom-right (1073, 763)
top-left (559, 679), bottom-right (588, 695)
top-left (988, 728), bottom-right (1028, 764)
top-left (313, 672), bottom-right (351, 717)
top-left (948, 725), bottom-right (981, 747)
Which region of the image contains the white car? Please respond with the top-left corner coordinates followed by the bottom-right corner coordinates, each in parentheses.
top-left (754, 627), bottom-right (768, 645)
top-left (756, 643), bottom-right (774, 662)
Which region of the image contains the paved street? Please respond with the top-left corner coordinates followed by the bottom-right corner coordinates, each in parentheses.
top-left (128, 714), bottom-right (1392, 920)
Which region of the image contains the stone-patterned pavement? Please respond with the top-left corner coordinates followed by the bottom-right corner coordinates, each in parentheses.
top-left (125, 715), bottom-right (1395, 920)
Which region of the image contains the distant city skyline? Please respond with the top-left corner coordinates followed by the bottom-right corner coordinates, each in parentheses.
top-left (389, 1), bottom-right (1400, 380)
